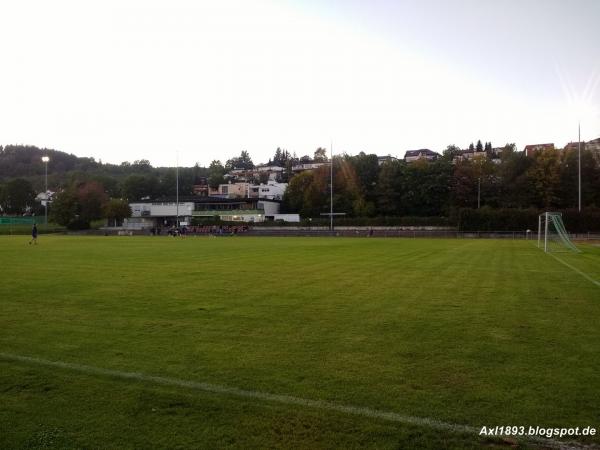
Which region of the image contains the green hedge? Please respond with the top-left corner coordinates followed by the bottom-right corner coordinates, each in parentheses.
top-left (0, 224), bottom-right (65, 235)
top-left (248, 216), bottom-right (452, 227)
top-left (456, 207), bottom-right (600, 232)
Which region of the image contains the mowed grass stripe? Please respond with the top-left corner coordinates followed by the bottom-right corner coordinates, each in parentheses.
top-left (2, 236), bottom-right (600, 447)
top-left (1, 352), bottom-right (588, 450)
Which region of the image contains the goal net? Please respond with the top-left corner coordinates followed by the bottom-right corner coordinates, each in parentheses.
top-left (537, 212), bottom-right (580, 253)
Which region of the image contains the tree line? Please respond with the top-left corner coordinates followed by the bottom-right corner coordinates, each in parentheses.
top-left (282, 145), bottom-right (600, 218)
top-left (2, 143), bottom-right (600, 228)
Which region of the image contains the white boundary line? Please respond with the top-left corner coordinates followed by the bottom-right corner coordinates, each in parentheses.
top-left (529, 242), bottom-right (600, 289)
top-left (547, 253), bottom-right (600, 288)
top-left (0, 352), bottom-right (591, 450)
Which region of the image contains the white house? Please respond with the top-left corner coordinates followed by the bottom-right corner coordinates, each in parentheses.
top-left (292, 161), bottom-right (329, 172)
top-left (404, 149), bottom-right (441, 163)
top-left (254, 182), bottom-right (287, 200)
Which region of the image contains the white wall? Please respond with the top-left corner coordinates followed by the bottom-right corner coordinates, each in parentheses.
top-left (257, 200), bottom-right (280, 216)
top-left (130, 202), bottom-right (194, 217)
top-left (272, 214), bottom-right (300, 222)
top-left (255, 182), bottom-right (287, 200)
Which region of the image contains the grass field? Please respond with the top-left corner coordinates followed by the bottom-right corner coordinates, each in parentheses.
top-left (1, 236), bottom-right (600, 449)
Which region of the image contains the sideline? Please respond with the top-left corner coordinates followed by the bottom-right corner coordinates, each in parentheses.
top-left (0, 352), bottom-right (590, 450)
top-left (548, 252), bottom-right (600, 288)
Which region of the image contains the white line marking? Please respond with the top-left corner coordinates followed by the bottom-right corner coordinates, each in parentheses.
top-left (548, 253), bottom-right (600, 288)
top-left (0, 353), bottom-right (590, 449)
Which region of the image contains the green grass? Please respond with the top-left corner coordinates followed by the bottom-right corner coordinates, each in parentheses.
top-left (1, 236), bottom-right (600, 449)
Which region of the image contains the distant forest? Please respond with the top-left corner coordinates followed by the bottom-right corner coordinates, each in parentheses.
top-left (0, 144), bottom-right (209, 197)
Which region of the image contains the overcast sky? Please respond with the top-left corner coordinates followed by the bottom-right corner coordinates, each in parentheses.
top-left (1, 0), bottom-right (599, 167)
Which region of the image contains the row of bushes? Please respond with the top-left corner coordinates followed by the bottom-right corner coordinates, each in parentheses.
top-left (296, 216), bottom-right (452, 227)
top-left (192, 216), bottom-right (453, 227)
top-left (0, 223), bottom-right (65, 235)
top-left (193, 209), bottom-right (599, 231)
top-left (456, 207), bottom-right (600, 232)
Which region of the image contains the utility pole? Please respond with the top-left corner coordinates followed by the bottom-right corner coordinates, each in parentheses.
top-left (477, 177), bottom-right (481, 209)
top-left (176, 151), bottom-right (180, 227)
top-left (330, 141), bottom-right (333, 232)
top-left (42, 156), bottom-right (49, 225)
top-left (578, 122), bottom-right (581, 212)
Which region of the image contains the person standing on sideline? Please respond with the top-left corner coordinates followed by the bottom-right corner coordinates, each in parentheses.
top-left (29, 223), bottom-right (38, 245)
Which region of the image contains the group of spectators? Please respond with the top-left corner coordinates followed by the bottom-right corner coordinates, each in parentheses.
top-left (191, 225), bottom-right (250, 235)
top-left (150, 225), bottom-right (250, 237)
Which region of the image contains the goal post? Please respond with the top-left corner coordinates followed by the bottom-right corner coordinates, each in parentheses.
top-left (537, 212), bottom-right (580, 253)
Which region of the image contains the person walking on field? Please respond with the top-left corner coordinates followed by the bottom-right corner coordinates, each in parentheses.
top-left (29, 224), bottom-right (38, 245)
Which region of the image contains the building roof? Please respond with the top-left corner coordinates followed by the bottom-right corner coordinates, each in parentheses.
top-left (131, 196), bottom-right (281, 204)
top-left (523, 143), bottom-right (554, 151)
top-left (404, 149), bottom-right (440, 158)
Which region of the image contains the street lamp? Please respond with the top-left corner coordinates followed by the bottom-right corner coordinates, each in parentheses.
top-left (41, 156), bottom-right (50, 225)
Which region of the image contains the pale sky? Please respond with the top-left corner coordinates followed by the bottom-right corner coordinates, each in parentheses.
top-left (1, 0), bottom-right (599, 167)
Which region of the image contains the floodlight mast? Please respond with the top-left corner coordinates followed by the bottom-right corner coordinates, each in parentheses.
top-left (330, 141), bottom-right (333, 232)
top-left (41, 156), bottom-right (49, 225)
top-left (176, 151), bottom-right (179, 228)
top-left (578, 122), bottom-right (581, 212)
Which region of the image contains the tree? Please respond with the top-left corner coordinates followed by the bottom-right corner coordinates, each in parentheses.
top-left (50, 189), bottom-right (79, 228)
top-left (0, 178), bottom-right (36, 214)
top-left (132, 160), bottom-right (152, 172)
top-left (476, 140), bottom-right (483, 152)
top-left (497, 150), bottom-right (533, 208)
top-left (451, 161), bottom-right (479, 208)
top-left (103, 199), bottom-right (132, 227)
top-left (76, 181), bottom-right (109, 225)
top-left (376, 159), bottom-right (404, 215)
top-left (348, 152), bottom-right (379, 213)
top-left (527, 148), bottom-right (561, 208)
top-left (468, 142), bottom-right (475, 152)
top-left (443, 145), bottom-right (461, 161)
top-left (313, 147), bottom-right (328, 162)
top-left (122, 174), bottom-right (158, 201)
top-left (271, 148), bottom-right (285, 166)
top-left (500, 143), bottom-right (517, 161)
top-left (226, 150), bottom-right (254, 170)
top-left (280, 150), bottom-right (295, 182)
top-left (258, 172), bottom-right (270, 184)
top-left (401, 159), bottom-right (452, 215)
top-left (51, 181), bottom-right (108, 229)
top-left (558, 148), bottom-right (600, 209)
top-left (208, 160), bottom-right (226, 189)
top-left (282, 171), bottom-right (316, 216)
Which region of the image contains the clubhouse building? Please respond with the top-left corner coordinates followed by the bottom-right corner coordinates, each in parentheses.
top-left (125, 196), bottom-right (299, 229)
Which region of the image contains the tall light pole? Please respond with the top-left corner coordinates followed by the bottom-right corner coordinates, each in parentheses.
top-left (578, 122), bottom-right (581, 212)
top-left (176, 151), bottom-right (180, 228)
top-left (41, 156), bottom-right (49, 225)
top-left (330, 141), bottom-right (333, 232)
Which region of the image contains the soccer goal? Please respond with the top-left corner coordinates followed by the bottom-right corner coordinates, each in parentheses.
top-left (537, 212), bottom-right (580, 253)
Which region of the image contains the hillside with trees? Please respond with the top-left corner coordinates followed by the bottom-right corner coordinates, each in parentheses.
top-left (2, 143), bottom-right (600, 230)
